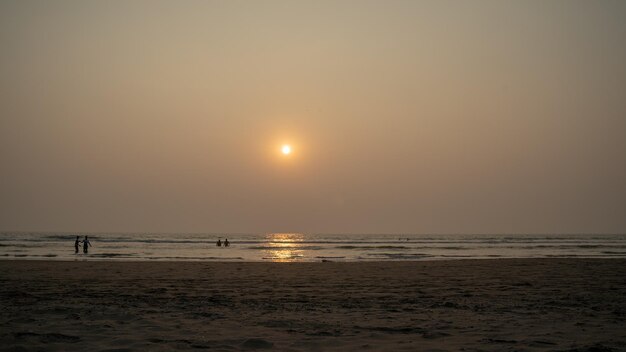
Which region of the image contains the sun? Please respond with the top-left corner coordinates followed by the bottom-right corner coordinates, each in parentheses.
top-left (281, 144), bottom-right (292, 155)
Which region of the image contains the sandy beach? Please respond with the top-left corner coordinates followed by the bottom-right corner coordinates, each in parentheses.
top-left (1, 259), bottom-right (625, 351)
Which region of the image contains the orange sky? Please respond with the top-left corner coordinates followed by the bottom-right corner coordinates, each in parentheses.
top-left (1, 0), bottom-right (625, 234)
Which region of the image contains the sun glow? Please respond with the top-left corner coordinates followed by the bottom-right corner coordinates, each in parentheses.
top-left (281, 144), bottom-right (292, 155)
top-left (263, 233), bottom-right (304, 262)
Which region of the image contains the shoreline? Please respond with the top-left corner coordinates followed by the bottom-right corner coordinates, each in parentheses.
top-left (2, 256), bottom-right (626, 266)
top-left (3, 255), bottom-right (626, 263)
top-left (2, 258), bottom-right (625, 351)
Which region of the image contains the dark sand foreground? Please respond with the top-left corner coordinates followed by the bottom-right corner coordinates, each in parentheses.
top-left (1, 259), bottom-right (625, 351)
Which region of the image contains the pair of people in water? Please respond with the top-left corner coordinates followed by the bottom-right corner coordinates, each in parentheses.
top-left (74, 236), bottom-right (92, 254)
top-left (216, 238), bottom-right (230, 247)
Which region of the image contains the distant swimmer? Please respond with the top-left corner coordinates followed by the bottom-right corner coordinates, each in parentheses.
top-left (216, 239), bottom-right (222, 247)
top-left (74, 236), bottom-right (81, 254)
top-left (224, 238), bottom-right (230, 247)
top-left (83, 235), bottom-right (92, 254)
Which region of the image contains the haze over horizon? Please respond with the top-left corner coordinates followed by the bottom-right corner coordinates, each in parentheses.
top-left (1, 0), bottom-right (625, 234)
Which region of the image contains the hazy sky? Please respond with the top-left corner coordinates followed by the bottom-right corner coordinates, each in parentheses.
top-left (1, 0), bottom-right (625, 234)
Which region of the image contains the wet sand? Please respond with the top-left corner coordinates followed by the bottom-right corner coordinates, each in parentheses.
top-left (1, 259), bottom-right (625, 351)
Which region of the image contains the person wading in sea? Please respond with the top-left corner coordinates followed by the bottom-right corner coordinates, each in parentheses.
top-left (82, 236), bottom-right (92, 254)
top-left (74, 236), bottom-right (81, 254)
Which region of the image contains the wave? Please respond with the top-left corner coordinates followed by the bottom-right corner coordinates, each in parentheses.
top-left (364, 253), bottom-right (433, 259)
top-left (246, 245), bottom-right (324, 250)
top-left (89, 253), bottom-right (138, 258)
top-left (146, 256), bottom-right (243, 260)
top-left (262, 254), bottom-right (304, 260)
top-left (5, 254), bottom-right (57, 258)
top-left (336, 245), bottom-right (410, 250)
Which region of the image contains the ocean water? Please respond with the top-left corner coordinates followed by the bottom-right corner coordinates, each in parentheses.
top-left (1, 232), bottom-right (625, 262)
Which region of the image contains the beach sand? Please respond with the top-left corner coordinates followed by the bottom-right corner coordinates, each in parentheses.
top-left (1, 259), bottom-right (625, 351)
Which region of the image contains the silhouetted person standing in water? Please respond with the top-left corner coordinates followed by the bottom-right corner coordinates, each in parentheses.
top-left (216, 239), bottom-right (222, 247)
top-left (74, 236), bottom-right (81, 254)
top-left (83, 236), bottom-right (91, 254)
top-left (224, 238), bottom-right (230, 247)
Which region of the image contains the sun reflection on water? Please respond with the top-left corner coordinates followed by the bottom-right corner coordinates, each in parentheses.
top-left (263, 233), bottom-right (304, 262)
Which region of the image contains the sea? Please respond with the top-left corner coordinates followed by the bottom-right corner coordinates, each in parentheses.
top-left (1, 232), bottom-right (625, 262)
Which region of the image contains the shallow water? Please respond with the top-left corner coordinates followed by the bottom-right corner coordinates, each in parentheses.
top-left (1, 232), bottom-right (625, 262)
